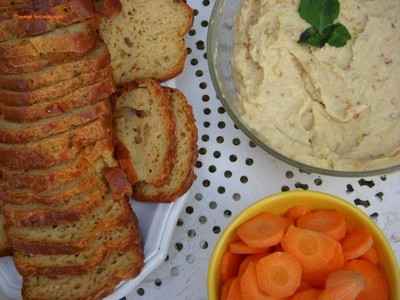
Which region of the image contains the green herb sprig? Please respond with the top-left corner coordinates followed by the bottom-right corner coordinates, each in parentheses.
top-left (298, 0), bottom-right (351, 48)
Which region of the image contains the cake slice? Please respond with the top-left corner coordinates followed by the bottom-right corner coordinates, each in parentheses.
top-left (0, 0), bottom-right (96, 42)
top-left (0, 117), bottom-right (111, 170)
top-left (0, 99), bottom-right (110, 143)
top-left (0, 41), bottom-right (110, 92)
top-left (0, 66), bottom-right (112, 106)
top-left (113, 79), bottom-right (176, 186)
top-left (99, 0), bottom-right (193, 84)
top-left (0, 20), bottom-right (97, 59)
top-left (21, 238), bottom-right (143, 300)
top-left (133, 88), bottom-right (197, 202)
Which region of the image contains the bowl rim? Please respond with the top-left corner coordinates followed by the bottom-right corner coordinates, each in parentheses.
top-left (207, 0), bottom-right (400, 178)
top-left (207, 190), bottom-right (400, 300)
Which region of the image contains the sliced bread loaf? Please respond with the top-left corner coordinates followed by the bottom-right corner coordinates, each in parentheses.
top-left (133, 88), bottom-right (197, 202)
top-left (0, 117), bottom-right (111, 170)
top-left (113, 80), bottom-right (176, 186)
top-left (0, 41), bottom-right (110, 91)
top-left (0, 65), bottom-right (112, 106)
top-left (0, 99), bottom-right (110, 143)
top-left (0, 20), bottom-right (97, 59)
top-left (0, 0), bottom-right (96, 42)
top-left (15, 213), bottom-right (139, 276)
top-left (8, 194), bottom-right (131, 255)
top-left (99, 0), bottom-right (193, 84)
top-left (0, 139), bottom-right (113, 192)
top-left (21, 239), bottom-right (143, 300)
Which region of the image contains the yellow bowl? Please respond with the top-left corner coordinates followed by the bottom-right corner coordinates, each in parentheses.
top-left (208, 191), bottom-right (400, 300)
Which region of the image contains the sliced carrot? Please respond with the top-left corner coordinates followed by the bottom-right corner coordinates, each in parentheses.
top-left (282, 226), bottom-right (336, 274)
top-left (221, 252), bottom-right (243, 283)
top-left (226, 277), bottom-right (243, 300)
top-left (341, 229), bottom-right (373, 260)
top-left (319, 270), bottom-right (365, 300)
top-left (256, 252), bottom-right (302, 298)
top-left (297, 210), bottom-right (347, 241)
top-left (290, 289), bottom-right (321, 300)
top-left (240, 261), bottom-right (278, 300)
top-left (230, 241), bottom-right (267, 255)
top-left (361, 247), bottom-right (379, 265)
top-left (344, 259), bottom-right (389, 300)
top-left (302, 241), bottom-right (344, 288)
top-left (285, 206), bottom-right (311, 221)
top-left (221, 278), bottom-right (234, 300)
top-left (238, 254), bottom-right (267, 276)
top-left (237, 213), bottom-right (288, 248)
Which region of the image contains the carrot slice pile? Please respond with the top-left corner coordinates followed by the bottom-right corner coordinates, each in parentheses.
top-left (290, 289), bottom-right (321, 300)
top-left (256, 252), bottom-right (302, 298)
top-left (221, 252), bottom-right (243, 283)
top-left (240, 261), bottom-right (277, 300)
top-left (341, 229), bottom-right (373, 260)
top-left (297, 210), bottom-right (347, 241)
top-left (285, 206), bottom-right (311, 221)
top-left (236, 213), bottom-right (288, 248)
top-left (217, 207), bottom-right (390, 300)
top-left (230, 241), bottom-right (267, 255)
top-left (319, 270), bottom-right (365, 300)
top-left (344, 259), bottom-right (389, 300)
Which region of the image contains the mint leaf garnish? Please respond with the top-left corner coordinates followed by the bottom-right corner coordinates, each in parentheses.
top-left (298, 0), bottom-right (351, 48)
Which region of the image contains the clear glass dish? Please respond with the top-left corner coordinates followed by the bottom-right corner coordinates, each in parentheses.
top-left (207, 0), bottom-right (400, 177)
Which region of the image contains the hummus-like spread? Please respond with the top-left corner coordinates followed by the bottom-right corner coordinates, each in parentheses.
top-left (233, 0), bottom-right (400, 171)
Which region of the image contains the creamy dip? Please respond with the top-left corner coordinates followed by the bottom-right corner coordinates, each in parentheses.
top-left (233, 0), bottom-right (400, 171)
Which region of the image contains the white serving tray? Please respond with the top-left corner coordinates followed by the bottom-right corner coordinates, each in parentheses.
top-left (0, 194), bottom-right (189, 300)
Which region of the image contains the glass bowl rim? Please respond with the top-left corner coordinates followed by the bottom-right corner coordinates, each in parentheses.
top-left (207, 0), bottom-right (400, 178)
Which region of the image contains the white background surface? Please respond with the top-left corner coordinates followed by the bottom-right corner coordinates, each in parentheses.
top-left (125, 0), bottom-right (400, 299)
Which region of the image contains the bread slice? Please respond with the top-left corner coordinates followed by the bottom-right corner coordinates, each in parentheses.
top-left (0, 117), bottom-right (111, 170)
top-left (0, 79), bottom-right (115, 122)
top-left (0, 65), bottom-right (112, 106)
top-left (94, 0), bottom-right (121, 18)
top-left (113, 80), bottom-right (176, 186)
top-left (8, 195), bottom-right (132, 255)
top-left (99, 0), bottom-right (193, 84)
top-left (133, 88), bottom-right (197, 202)
top-left (0, 41), bottom-right (110, 92)
top-left (0, 139), bottom-right (113, 192)
top-left (0, 20), bottom-right (97, 59)
top-left (0, 209), bottom-right (11, 256)
top-left (0, 0), bottom-right (96, 42)
top-left (0, 99), bottom-right (110, 143)
top-left (21, 239), bottom-right (143, 300)
top-left (15, 212), bottom-right (140, 276)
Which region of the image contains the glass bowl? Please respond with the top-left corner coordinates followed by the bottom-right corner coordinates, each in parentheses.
top-left (207, 0), bottom-right (400, 177)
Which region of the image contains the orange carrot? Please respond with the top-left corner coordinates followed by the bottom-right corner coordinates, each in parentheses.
top-left (226, 277), bottom-right (243, 300)
top-left (361, 247), bottom-right (379, 265)
top-left (302, 241), bottom-right (344, 288)
top-left (221, 278), bottom-right (234, 300)
top-left (290, 289), bottom-right (321, 300)
top-left (256, 252), bottom-right (302, 298)
top-left (341, 229), bottom-right (373, 260)
top-left (282, 226), bottom-right (337, 274)
top-left (297, 210), bottom-right (347, 241)
top-left (237, 213), bottom-right (288, 248)
top-left (285, 206), bottom-right (311, 221)
top-left (344, 259), bottom-right (389, 300)
top-left (319, 270), bottom-right (365, 300)
top-left (238, 254), bottom-right (267, 276)
top-left (240, 261), bottom-right (278, 300)
top-left (230, 241), bottom-right (267, 255)
top-left (221, 252), bottom-right (243, 283)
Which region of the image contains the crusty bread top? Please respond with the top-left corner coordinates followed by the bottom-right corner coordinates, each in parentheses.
top-left (133, 88), bottom-right (197, 202)
top-left (114, 79), bottom-right (176, 187)
top-left (100, 0), bottom-right (193, 84)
